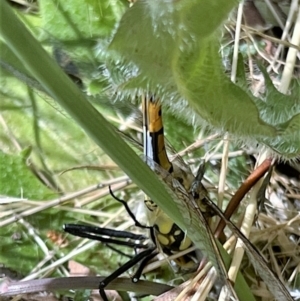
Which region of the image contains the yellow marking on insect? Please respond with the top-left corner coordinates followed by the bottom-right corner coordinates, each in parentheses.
top-left (143, 95), bottom-right (173, 173)
top-left (178, 235), bottom-right (193, 251)
top-left (155, 213), bottom-right (173, 235)
top-left (156, 234), bottom-right (170, 246)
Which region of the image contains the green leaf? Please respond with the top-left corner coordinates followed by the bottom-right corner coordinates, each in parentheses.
top-left (0, 149), bottom-right (54, 200)
top-left (107, 0), bottom-right (300, 158)
top-left (40, 0), bottom-right (124, 40)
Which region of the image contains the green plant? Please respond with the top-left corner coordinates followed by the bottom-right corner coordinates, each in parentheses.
top-left (1, 1), bottom-right (299, 300)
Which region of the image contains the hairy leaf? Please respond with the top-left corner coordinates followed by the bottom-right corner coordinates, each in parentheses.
top-left (107, 0), bottom-right (300, 158)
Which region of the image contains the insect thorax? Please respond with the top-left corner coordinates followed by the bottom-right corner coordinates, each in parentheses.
top-left (144, 198), bottom-right (192, 252)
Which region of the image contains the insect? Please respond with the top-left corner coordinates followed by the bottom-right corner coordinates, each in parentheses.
top-left (131, 96), bottom-right (293, 301)
top-left (65, 96), bottom-right (293, 301)
top-left (64, 95), bottom-right (205, 300)
top-left (142, 95), bottom-right (204, 268)
top-left (142, 96), bottom-right (237, 299)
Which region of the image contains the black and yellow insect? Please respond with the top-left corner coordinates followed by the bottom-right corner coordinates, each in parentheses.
top-left (64, 95), bottom-right (207, 300)
top-left (141, 98), bottom-right (293, 301)
top-left (64, 95), bottom-right (293, 301)
top-left (141, 96), bottom-right (241, 299)
top-left (142, 95), bottom-right (206, 268)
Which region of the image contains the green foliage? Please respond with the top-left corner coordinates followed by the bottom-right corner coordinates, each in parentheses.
top-left (0, 149), bottom-right (54, 199)
top-left (106, 0), bottom-right (300, 158)
top-left (74, 289), bottom-right (92, 301)
top-left (0, 0), bottom-right (297, 300)
top-left (0, 223), bottom-right (43, 275)
top-left (40, 0), bottom-right (124, 40)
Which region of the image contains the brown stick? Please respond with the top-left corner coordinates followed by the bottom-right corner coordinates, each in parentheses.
top-left (214, 157), bottom-right (273, 239)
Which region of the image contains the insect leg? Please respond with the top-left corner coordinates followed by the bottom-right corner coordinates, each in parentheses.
top-left (63, 224), bottom-right (148, 248)
top-left (99, 246), bottom-right (156, 301)
top-left (256, 165), bottom-right (273, 214)
top-left (191, 162), bottom-right (213, 217)
top-left (109, 186), bottom-right (151, 230)
top-left (64, 224), bottom-right (155, 300)
top-left (132, 249), bottom-right (159, 282)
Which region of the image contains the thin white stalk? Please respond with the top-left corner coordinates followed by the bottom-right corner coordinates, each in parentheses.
top-left (218, 133), bottom-right (230, 209)
top-left (191, 268), bottom-right (217, 301)
top-left (231, 1), bottom-right (244, 83)
top-left (279, 4), bottom-right (300, 93)
top-left (264, 0), bottom-right (286, 30)
top-left (0, 177), bottom-right (130, 227)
